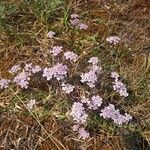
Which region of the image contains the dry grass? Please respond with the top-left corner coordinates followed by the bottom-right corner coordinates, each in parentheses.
top-left (0, 0), bottom-right (150, 149)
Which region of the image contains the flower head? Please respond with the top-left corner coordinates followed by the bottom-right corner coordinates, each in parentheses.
top-left (43, 63), bottom-right (67, 81)
top-left (24, 63), bottom-right (33, 72)
top-left (111, 72), bottom-right (119, 80)
top-left (61, 83), bottom-right (74, 94)
top-left (81, 70), bottom-right (97, 88)
top-left (78, 23), bottom-right (88, 30)
top-left (88, 95), bottom-right (103, 110)
top-left (9, 65), bottom-right (21, 74)
top-left (70, 102), bottom-right (88, 124)
top-left (0, 79), bottom-right (11, 89)
top-left (50, 46), bottom-right (63, 56)
top-left (70, 18), bottom-right (80, 26)
top-left (88, 57), bottom-right (99, 65)
top-left (64, 51), bottom-right (78, 62)
top-left (113, 80), bottom-right (128, 97)
top-left (13, 71), bottom-right (30, 89)
top-left (27, 99), bottom-right (36, 109)
top-left (100, 104), bottom-right (132, 125)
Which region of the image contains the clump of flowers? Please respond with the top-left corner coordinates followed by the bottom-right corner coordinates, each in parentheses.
top-left (111, 72), bottom-right (128, 97)
top-left (64, 51), bottom-right (78, 62)
top-left (0, 79), bottom-right (11, 89)
top-left (61, 83), bottom-right (74, 94)
top-left (81, 70), bottom-right (98, 88)
top-left (50, 46), bottom-right (63, 56)
top-left (100, 104), bottom-right (132, 125)
top-left (80, 57), bottom-right (101, 88)
top-left (106, 36), bottom-right (121, 44)
top-left (1, 16), bottom-right (133, 140)
top-left (43, 63), bottom-right (67, 81)
top-left (47, 31), bottom-right (55, 38)
top-left (70, 102), bottom-right (88, 124)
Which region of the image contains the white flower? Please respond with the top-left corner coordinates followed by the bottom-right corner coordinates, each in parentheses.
top-left (106, 36), bottom-right (121, 44)
top-left (111, 72), bottom-right (119, 79)
top-left (61, 83), bottom-right (74, 94)
top-left (24, 63), bottom-right (33, 72)
top-left (50, 46), bottom-right (63, 56)
top-left (27, 99), bottom-right (36, 109)
top-left (78, 23), bottom-right (88, 30)
top-left (47, 31), bottom-right (55, 38)
top-left (88, 57), bottom-right (99, 65)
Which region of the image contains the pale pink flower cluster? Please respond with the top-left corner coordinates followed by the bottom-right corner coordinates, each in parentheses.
top-left (13, 71), bottom-right (30, 89)
top-left (0, 79), bottom-right (11, 89)
top-left (106, 36), bottom-right (121, 44)
top-left (81, 57), bottom-right (101, 88)
top-left (70, 95), bottom-right (102, 139)
top-left (47, 31), bottom-right (55, 38)
top-left (9, 64), bottom-right (21, 74)
top-left (111, 72), bottom-right (128, 97)
top-left (70, 102), bottom-right (89, 139)
top-left (27, 99), bottom-right (36, 109)
top-left (61, 83), bottom-right (74, 94)
top-left (43, 63), bottom-right (67, 81)
top-left (70, 102), bottom-right (88, 124)
top-left (88, 95), bottom-right (103, 110)
top-left (81, 70), bottom-right (98, 88)
top-left (70, 14), bottom-right (88, 30)
top-left (100, 104), bottom-right (132, 125)
top-left (64, 51), bottom-right (78, 62)
top-left (50, 46), bottom-right (63, 56)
